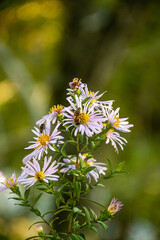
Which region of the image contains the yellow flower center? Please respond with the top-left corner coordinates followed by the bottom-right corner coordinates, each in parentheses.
top-left (113, 116), bottom-right (120, 127)
top-left (49, 105), bottom-right (63, 114)
top-left (85, 160), bottom-right (94, 166)
top-left (73, 78), bottom-right (81, 83)
top-left (82, 153), bottom-right (88, 157)
top-left (82, 154), bottom-right (94, 166)
top-left (35, 171), bottom-right (45, 181)
top-left (88, 90), bottom-right (94, 97)
top-left (108, 206), bottom-right (117, 215)
top-left (105, 129), bottom-right (114, 137)
top-left (38, 134), bottom-right (50, 146)
top-left (88, 90), bottom-right (97, 104)
top-left (5, 177), bottom-right (17, 188)
top-left (78, 113), bottom-right (89, 124)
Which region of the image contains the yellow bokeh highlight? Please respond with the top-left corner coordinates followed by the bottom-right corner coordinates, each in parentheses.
top-left (40, 0), bottom-right (64, 19)
top-left (17, 2), bottom-right (41, 21)
top-left (0, 80), bottom-right (17, 105)
top-left (20, 23), bottom-right (63, 52)
top-left (16, 0), bottom-right (64, 21)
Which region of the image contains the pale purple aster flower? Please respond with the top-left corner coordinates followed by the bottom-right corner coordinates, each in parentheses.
top-left (63, 95), bottom-right (106, 137)
top-left (105, 128), bottom-right (127, 153)
top-left (22, 122), bottom-right (63, 164)
top-left (60, 153), bottom-right (107, 182)
top-left (0, 172), bottom-right (22, 192)
top-left (81, 85), bottom-right (114, 107)
top-left (20, 156), bottom-right (59, 188)
top-left (36, 105), bottom-right (65, 126)
top-left (108, 197), bottom-right (123, 215)
top-left (0, 171), bottom-right (5, 183)
top-left (106, 108), bottom-right (133, 132)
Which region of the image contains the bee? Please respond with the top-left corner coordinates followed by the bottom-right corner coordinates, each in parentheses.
top-left (40, 123), bottom-right (45, 133)
top-left (74, 107), bottom-right (81, 116)
top-left (74, 108), bottom-right (81, 125)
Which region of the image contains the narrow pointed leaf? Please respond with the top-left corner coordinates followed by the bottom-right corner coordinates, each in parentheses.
top-left (97, 221), bottom-right (108, 231)
top-left (83, 206), bottom-right (91, 223)
top-left (89, 208), bottom-right (97, 220)
top-left (32, 193), bottom-right (43, 207)
top-left (24, 188), bottom-right (30, 200)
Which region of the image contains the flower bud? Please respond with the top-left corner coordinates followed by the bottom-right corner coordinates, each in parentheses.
top-left (36, 225), bottom-right (43, 235)
top-left (107, 197), bottom-right (123, 216)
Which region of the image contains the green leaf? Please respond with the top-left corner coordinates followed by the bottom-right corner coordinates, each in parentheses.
top-left (61, 141), bottom-right (71, 155)
top-left (90, 141), bottom-right (95, 149)
top-left (35, 184), bottom-right (48, 191)
top-left (73, 182), bottom-right (81, 201)
top-left (69, 169), bottom-right (81, 176)
top-left (79, 157), bottom-right (84, 169)
top-left (77, 133), bottom-right (84, 143)
top-left (84, 154), bottom-right (93, 161)
top-left (83, 207), bottom-right (91, 223)
top-left (88, 224), bottom-right (99, 233)
top-left (73, 207), bottom-right (82, 213)
top-left (15, 202), bottom-right (29, 207)
top-left (78, 233), bottom-right (86, 240)
top-left (69, 92), bottom-right (76, 102)
top-left (50, 217), bottom-right (59, 227)
top-left (24, 188), bottom-right (30, 200)
top-left (83, 166), bottom-right (95, 175)
top-left (107, 159), bottom-right (112, 171)
top-left (72, 221), bottom-right (80, 229)
top-left (51, 230), bottom-right (62, 240)
top-left (69, 233), bottom-right (84, 240)
top-left (89, 208), bottom-right (97, 221)
top-left (8, 197), bottom-right (21, 201)
top-left (56, 198), bottom-right (61, 208)
top-left (97, 137), bottom-right (106, 141)
top-left (43, 210), bottom-right (55, 217)
top-left (30, 207), bottom-right (41, 216)
top-left (62, 129), bottom-right (72, 139)
top-left (53, 207), bottom-right (72, 217)
top-left (71, 128), bottom-right (75, 136)
top-left (85, 136), bottom-right (89, 145)
top-left (116, 161), bottom-right (125, 172)
top-left (68, 140), bottom-right (77, 145)
top-left (85, 183), bottom-right (89, 192)
top-left (25, 235), bottom-right (40, 240)
top-left (97, 183), bottom-right (105, 188)
top-left (61, 147), bottom-right (68, 158)
top-left (58, 218), bottom-right (68, 225)
top-left (57, 183), bottom-right (67, 192)
top-left (104, 160), bottom-right (126, 180)
top-left (44, 235), bottom-right (60, 239)
top-left (69, 234), bottom-right (78, 240)
top-left (52, 152), bottom-right (60, 160)
top-left (82, 97), bottom-right (91, 104)
top-left (97, 221), bottom-right (108, 231)
top-left (28, 221), bottom-right (44, 230)
top-left (32, 193), bottom-right (43, 207)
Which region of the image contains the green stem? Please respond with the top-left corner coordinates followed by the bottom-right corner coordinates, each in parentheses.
top-left (68, 212), bottom-right (73, 233)
top-left (76, 136), bottom-right (79, 167)
top-left (12, 189), bottom-right (53, 232)
top-left (80, 142), bottom-right (89, 153)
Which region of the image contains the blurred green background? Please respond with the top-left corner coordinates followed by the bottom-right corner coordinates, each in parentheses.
top-left (0, 0), bottom-right (160, 239)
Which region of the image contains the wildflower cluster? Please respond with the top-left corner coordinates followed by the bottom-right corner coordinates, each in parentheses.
top-left (0, 78), bottom-right (133, 240)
